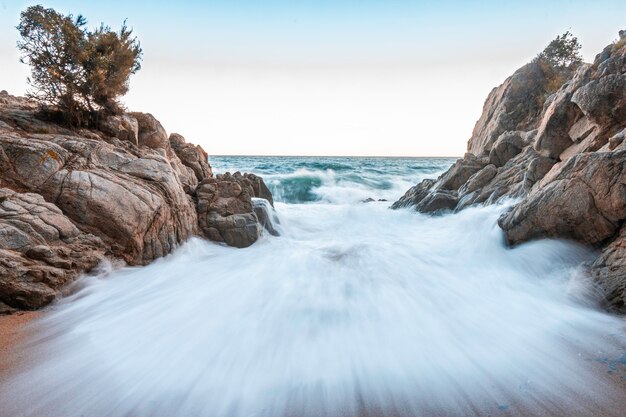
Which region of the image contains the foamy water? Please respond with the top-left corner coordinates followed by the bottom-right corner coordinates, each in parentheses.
top-left (1, 157), bottom-right (625, 416)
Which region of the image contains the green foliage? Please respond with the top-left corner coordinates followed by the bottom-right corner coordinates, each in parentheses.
top-left (17, 5), bottom-right (142, 126)
top-left (533, 31), bottom-right (583, 94)
top-left (536, 31), bottom-right (583, 69)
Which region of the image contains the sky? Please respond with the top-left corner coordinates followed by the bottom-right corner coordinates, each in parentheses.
top-left (1, 1), bottom-right (625, 156)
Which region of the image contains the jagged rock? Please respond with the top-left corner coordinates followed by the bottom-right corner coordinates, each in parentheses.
top-left (0, 188), bottom-right (106, 309)
top-left (488, 131), bottom-right (524, 167)
top-left (524, 154), bottom-right (556, 184)
top-left (391, 179), bottom-right (436, 209)
top-left (415, 190), bottom-right (458, 213)
top-left (131, 112), bottom-right (170, 152)
top-left (0, 96), bottom-right (198, 267)
top-left (499, 150), bottom-right (626, 246)
top-left (467, 62), bottom-right (547, 156)
top-left (533, 67), bottom-right (589, 159)
top-left (196, 172), bottom-right (274, 248)
top-left (394, 31), bottom-right (626, 311)
top-left (461, 164), bottom-right (497, 194)
top-left (242, 173), bottom-right (274, 206)
top-left (589, 225), bottom-right (626, 312)
top-left (97, 114), bottom-right (139, 146)
top-left (169, 133), bottom-right (213, 181)
top-left (435, 155), bottom-right (486, 191)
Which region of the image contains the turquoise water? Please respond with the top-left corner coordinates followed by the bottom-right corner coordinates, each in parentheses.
top-left (210, 156), bottom-right (456, 204)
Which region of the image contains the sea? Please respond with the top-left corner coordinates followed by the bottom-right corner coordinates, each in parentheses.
top-left (1, 156), bottom-right (625, 417)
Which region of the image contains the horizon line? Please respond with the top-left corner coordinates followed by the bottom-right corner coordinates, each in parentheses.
top-left (209, 154), bottom-right (462, 159)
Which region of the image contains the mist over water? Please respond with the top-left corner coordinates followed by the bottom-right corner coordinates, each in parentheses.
top-left (2, 157), bottom-right (625, 417)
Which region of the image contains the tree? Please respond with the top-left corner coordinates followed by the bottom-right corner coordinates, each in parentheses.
top-left (536, 31), bottom-right (583, 69)
top-left (17, 5), bottom-right (142, 126)
top-left (534, 31), bottom-right (583, 93)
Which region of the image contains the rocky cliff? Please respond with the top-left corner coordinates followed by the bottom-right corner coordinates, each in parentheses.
top-left (0, 91), bottom-right (273, 312)
top-left (394, 31), bottom-right (626, 312)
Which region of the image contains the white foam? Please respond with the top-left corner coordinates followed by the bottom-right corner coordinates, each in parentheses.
top-left (2, 203), bottom-right (625, 416)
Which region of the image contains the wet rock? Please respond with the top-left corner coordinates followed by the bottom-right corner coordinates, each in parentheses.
top-left (391, 179), bottom-right (436, 209)
top-left (416, 190), bottom-right (458, 213)
top-left (196, 172), bottom-right (274, 248)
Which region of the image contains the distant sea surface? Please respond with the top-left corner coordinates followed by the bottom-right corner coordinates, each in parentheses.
top-left (210, 155), bottom-right (456, 204)
top-left (2, 155), bottom-right (626, 417)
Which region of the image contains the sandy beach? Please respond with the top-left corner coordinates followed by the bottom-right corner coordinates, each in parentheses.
top-left (1, 309), bottom-right (625, 417)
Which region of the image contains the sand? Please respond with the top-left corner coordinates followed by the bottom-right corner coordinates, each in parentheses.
top-left (0, 311), bottom-right (624, 417)
top-left (0, 312), bottom-right (41, 382)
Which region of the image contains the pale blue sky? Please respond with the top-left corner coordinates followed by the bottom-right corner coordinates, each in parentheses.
top-left (1, 1), bottom-right (625, 156)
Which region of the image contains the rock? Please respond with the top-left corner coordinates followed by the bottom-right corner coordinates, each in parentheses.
top-left (0, 101), bottom-right (198, 267)
top-left (467, 62), bottom-right (547, 156)
top-left (533, 68), bottom-right (588, 159)
top-left (608, 128), bottom-right (626, 150)
top-left (461, 164), bottom-right (497, 194)
top-left (362, 198), bottom-right (375, 203)
top-left (391, 179), bottom-right (436, 209)
top-left (196, 172), bottom-right (273, 248)
top-left (97, 114), bottom-right (139, 146)
top-left (488, 131), bottom-right (524, 167)
top-left (435, 155), bottom-right (486, 191)
top-left (169, 133), bottom-right (213, 181)
top-left (499, 150), bottom-right (626, 246)
top-left (252, 198), bottom-right (281, 237)
top-left (131, 112), bottom-right (170, 151)
top-left (571, 74), bottom-right (626, 127)
top-left (415, 190), bottom-right (458, 213)
top-left (0, 189), bottom-right (106, 310)
top-left (243, 173), bottom-right (274, 206)
top-left (524, 155), bottom-right (556, 184)
top-left (589, 225), bottom-right (626, 312)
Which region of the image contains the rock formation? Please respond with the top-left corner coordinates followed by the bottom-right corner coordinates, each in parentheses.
top-left (394, 32), bottom-right (626, 312)
top-left (0, 90), bottom-right (274, 310)
top-left (196, 172), bottom-right (276, 248)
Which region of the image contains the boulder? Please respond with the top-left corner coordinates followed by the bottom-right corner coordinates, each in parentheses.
top-left (499, 150), bottom-right (626, 246)
top-left (488, 131), bottom-right (524, 167)
top-left (0, 189), bottom-right (106, 309)
top-left (169, 133), bottom-right (213, 181)
top-left (131, 112), bottom-right (170, 151)
top-left (196, 172), bottom-right (274, 248)
top-left (391, 179), bottom-right (436, 209)
top-left (415, 191), bottom-right (458, 213)
top-left (435, 155), bottom-right (487, 191)
top-left (97, 114), bottom-right (139, 146)
top-left (0, 102), bottom-right (198, 267)
top-left (589, 225), bottom-right (626, 312)
top-left (467, 62), bottom-right (547, 156)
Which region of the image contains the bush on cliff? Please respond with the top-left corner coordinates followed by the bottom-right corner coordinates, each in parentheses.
top-left (17, 5), bottom-right (142, 126)
top-left (533, 31), bottom-right (583, 93)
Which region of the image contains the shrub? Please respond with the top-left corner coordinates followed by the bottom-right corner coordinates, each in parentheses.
top-left (533, 31), bottom-right (583, 94)
top-left (17, 5), bottom-right (142, 126)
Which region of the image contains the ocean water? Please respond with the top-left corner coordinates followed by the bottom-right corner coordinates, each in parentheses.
top-left (1, 156), bottom-right (625, 417)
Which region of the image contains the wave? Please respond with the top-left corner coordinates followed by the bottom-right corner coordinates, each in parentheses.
top-left (209, 156), bottom-right (456, 204)
top-left (2, 203), bottom-right (625, 416)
